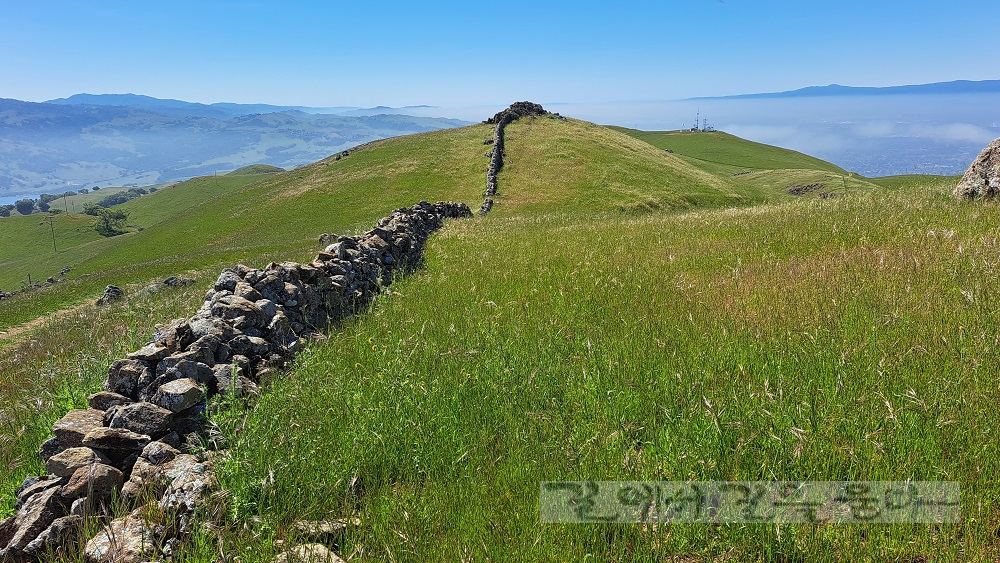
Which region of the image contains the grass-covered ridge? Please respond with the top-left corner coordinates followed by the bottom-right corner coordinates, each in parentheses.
top-left (2, 116), bottom-right (996, 561)
top-left (226, 164), bottom-right (285, 175)
top-left (610, 127), bottom-right (847, 174)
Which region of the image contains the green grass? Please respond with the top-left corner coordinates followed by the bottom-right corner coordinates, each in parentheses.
top-left (609, 127), bottom-right (847, 174)
top-left (227, 164), bottom-right (285, 176)
top-left (2, 117), bottom-right (997, 561)
top-left (0, 124), bottom-right (494, 331)
top-left (208, 180), bottom-right (1000, 561)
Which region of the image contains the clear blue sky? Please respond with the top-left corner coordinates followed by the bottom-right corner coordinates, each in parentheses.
top-left (3, 0), bottom-right (996, 107)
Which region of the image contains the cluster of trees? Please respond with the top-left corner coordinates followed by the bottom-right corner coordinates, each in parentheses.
top-left (2, 188), bottom-right (96, 217)
top-left (80, 187), bottom-right (150, 216)
top-left (2, 186), bottom-right (149, 237)
top-left (93, 208), bottom-right (129, 237)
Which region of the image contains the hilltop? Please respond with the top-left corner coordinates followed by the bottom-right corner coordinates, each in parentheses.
top-left (0, 112), bottom-right (993, 562)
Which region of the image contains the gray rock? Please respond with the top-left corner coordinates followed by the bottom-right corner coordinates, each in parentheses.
top-left (87, 391), bottom-right (133, 411)
top-left (188, 314), bottom-right (237, 341)
top-left (60, 463), bottom-right (124, 501)
top-left (45, 447), bottom-right (112, 478)
top-left (229, 335), bottom-right (272, 357)
top-left (15, 477), bottom-right (65, 510)
top-left (152, 378), bottom-right (205, 413)
top-left (108, 402), bottom-right (174, 437)
top-left (38, 436), bottom-right (64, 464)
top-left (126, 342), bottom-right (171, 362)
top-left (106, 359), bottom-right (155, 399)
top-left (955, 138), bottom-right (1000, 199)
top-left (272, 544), bottom-right (345, 563)
top-left (69, 497), bottom-right (89, 516)
top-left (155, 356), bottom-right (215, 385)
top-left (141, 440), bottom-right (180, 466)
top-left (96, 285), bottom-right (125, 305)
top-left (153, 318), bottom-right (195, 351)
top-left (52, 409), bottom-right (105, 449)
top-left (82, 427), bottom-right (151, 451)
top-left (214, 269), bottom-right (242, 291)
top-left (211, 294), bottom-right (269, 328)
top-left (23, 515), bottom-right (83, 556)
top-left (213, 364), bottom-right (259, 399)
top-left (84, 509), bottom-right (163, 563)
top-left (3, 486), bottom-right (67, 554)
top-left (291, 518), bottom-right (359, 545)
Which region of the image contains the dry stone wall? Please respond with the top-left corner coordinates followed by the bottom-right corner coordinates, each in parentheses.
top-left (0, 201), bottom-right (469, 562)
top-left (1, 101), bottom-right (549, 562)
top-left (479, 101), bottom-right (547, 214)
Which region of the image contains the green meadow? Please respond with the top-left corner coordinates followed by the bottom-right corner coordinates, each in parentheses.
top-left (1, 116), bottom-right (996, 561)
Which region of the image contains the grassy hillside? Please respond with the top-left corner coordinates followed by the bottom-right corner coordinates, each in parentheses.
top-left (0, 124), bottom-right (493, 330)
top-left (2, 117), bottom-right (996, 561)
top-left (204, 119), bottom-right (996, 561)
top-left (227, 164), bottom-right (285, 175)
top-left (610, 127), bottom-right (847, 173)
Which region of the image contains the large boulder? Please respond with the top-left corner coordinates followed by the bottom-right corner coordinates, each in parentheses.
top-left (955, 138), bottom-right (1000, 199)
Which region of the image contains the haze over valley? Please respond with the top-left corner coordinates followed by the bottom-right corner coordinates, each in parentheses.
top-left (4, 80), bottom-right (997, 204)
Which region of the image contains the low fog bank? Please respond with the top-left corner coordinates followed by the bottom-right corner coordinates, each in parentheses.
top-left (422, 95), bottom-right (1000, 177)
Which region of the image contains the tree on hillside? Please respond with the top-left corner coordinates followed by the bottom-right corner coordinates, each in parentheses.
top-left (78, 188), bottom-right (89, 195)
top-left (38, 201), bottom-right (50, 212)
top-left (0, 205), bottom-right (12, 218)
top-left (94, 208), bottom-right (129, 237)
top-left (14, 199), bottom-right (35, 215)
top-left (82, 202), bottom-right (101, 216)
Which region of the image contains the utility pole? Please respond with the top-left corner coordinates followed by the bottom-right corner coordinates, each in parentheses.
top-left (41, 215), bottom-right (56, 253)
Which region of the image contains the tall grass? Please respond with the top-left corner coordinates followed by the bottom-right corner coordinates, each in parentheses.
top-left (202, 184), bottom-right (999, 561)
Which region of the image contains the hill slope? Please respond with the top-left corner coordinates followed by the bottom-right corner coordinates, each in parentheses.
top-left (2, 116), bottom-right (994, 562)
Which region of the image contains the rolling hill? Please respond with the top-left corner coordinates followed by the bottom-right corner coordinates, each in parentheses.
top-left (0, 96), bottom-right (469, 201)
top-left (0, 114), bottom-right (994, 562)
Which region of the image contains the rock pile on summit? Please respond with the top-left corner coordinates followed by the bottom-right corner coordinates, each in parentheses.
top-left (0, 201), bottom-right (470, 562)
top-left (954, 138), bottom-right (1000, 200)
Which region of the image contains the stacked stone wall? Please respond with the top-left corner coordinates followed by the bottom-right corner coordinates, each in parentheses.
top-left (1, 101), bottom-right (549, 562)
top-left (0, 201), bottom-right (469, 562)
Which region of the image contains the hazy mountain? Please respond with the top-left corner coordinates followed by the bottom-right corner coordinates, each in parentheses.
top-left (691, 79), bottom-right (1000, 100)
top-left (0, 97), bottom-right (469, 203)
top-left (45, 93), bottom-right (359, 118)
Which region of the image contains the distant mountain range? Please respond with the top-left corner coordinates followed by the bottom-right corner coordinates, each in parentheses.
top-left (0, 95), bottom-right (466, 202)
top-left (690, 79), bottom-right (1000, 100)
top-left (44, 93), bottom-right (438, 119)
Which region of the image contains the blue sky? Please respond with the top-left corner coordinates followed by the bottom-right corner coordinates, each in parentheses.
top-left (3, 0), bottom-right (996, 107)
